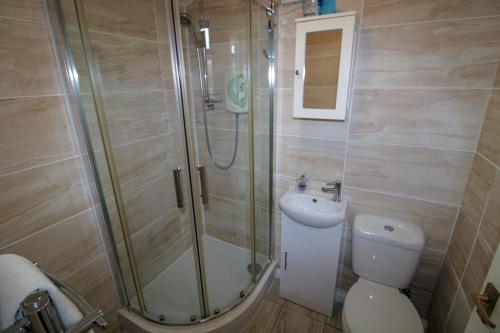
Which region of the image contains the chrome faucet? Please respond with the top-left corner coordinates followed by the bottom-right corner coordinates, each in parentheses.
top-left (321, 181), bottom-right (342, 202)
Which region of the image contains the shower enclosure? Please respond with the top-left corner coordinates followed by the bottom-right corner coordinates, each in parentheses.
top-left (47, 0), bottom-right (276, 325)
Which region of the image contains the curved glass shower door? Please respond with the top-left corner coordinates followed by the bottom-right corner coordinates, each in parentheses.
top-left (54, 0), bottom-right (274, 325)
top-left (58, 0), bottom-right (204, 323)
top-left (179, 0), bottom-right (255, 315)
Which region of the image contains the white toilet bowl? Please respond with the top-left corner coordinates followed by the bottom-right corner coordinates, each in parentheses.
top-left (342, 278), bottom-right (423, 333)
top-left (342, 214), bottom-right (425, 333)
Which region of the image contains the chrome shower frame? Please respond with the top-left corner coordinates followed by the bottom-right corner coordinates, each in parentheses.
top-left (46, 0), bottom-right (277, 326)
top-left (266, 0), bottom-right (276, 263)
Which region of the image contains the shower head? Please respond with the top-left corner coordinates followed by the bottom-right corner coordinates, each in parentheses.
top-left (179, 12), bottom-right (193, 26)
top-left (179, 12), bottom-right (203, 47)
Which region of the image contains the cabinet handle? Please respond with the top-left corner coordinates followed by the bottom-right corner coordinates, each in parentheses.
top-left (284, 252), bottom-right (288, 270)
top-left (295, 69), bottom-right (300, 76)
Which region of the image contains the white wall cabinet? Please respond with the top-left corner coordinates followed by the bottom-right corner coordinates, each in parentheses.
top-left (280, 213), bottom-right (343, 316)
top-left (293, 12), bottom-right (356, 120)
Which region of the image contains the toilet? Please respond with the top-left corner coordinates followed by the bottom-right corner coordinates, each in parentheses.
top-left (342, 214), bottom-right (425, 333)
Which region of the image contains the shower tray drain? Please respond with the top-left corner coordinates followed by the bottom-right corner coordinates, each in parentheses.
top-left (247, 263), bottom-right (262, 275)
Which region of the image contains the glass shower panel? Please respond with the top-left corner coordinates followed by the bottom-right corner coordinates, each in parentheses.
top-left (56, 0), bottom-right (137, 304)
top-left (179, 0), bottom-right (254, 315)
top-left (60, 0), bottom-right (202, 323)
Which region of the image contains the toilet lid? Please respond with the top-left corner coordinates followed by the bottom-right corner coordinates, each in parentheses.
top-left (343, 279), bottom-right (424, 333)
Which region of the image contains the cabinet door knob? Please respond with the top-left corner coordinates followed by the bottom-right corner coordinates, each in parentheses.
top-left (295, 69), bottom-right (300, 76)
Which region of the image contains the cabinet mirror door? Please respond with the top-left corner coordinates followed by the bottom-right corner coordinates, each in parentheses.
top-left (293, 14), bottom-right (355, 120)
top-left (303, 29), bottom-right (342, 110)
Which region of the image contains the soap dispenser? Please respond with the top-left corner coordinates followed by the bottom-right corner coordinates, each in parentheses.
top-left (295, 174), bottom-right (308, 192)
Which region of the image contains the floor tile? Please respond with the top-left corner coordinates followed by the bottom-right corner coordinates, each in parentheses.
top-left (272, 308), bottom-right (324, 333)
top-left (263, 279), bottom-right (285, 305)
top-left (283, 300), bottom-right (326, 323)
top-left (240, 299), bottom-right (282, 333)
top-left (323, 324), bottom-right (342, 333)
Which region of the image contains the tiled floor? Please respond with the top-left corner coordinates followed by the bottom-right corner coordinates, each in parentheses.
top-left (240, 279), bottom-right (343, 333)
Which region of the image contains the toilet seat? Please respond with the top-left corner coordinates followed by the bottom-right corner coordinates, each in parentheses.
top-left (342, 278), bottom-right (424, 333)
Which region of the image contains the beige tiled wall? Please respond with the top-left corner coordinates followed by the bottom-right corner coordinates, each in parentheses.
top-left (428, 66), bottom-right (500, 333)
top-left (0, 0), bottom-right (121, 331)
top-left (274, 0), bottom-right (500, 318)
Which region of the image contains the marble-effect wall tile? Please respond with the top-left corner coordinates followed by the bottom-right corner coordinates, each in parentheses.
top-left (460, 153), bottom-right (497, 226)
top-left (344, 142), bottom-right (473, 205)
top-left (0, 96), bottom-right (77, 175)
top-left (1, 209), bottom-right (102, 278)
top-left (278, 135), bottom-right (346, 182)
top-left (90, 32), bottom-right (163, 93)
top-left (81, 0), bottom-right (157, 41)
top-left (461, 236), bottom-right (494, 309)
top-left (477, 89), bottom-right (500, 166)
top-left (445, 286), bottom-right (471, 333)
top-left (479, 170), bottom-right (500, 251)
top-left (0, 0), bottom-right (46, 22)
top-left (0, 158), bottom-right (92, 249)
top-left (0, 18), bottom-right (62, 97)
top-left (363, 0), bottom-right (500, 27)
top-left (349, 89), bottom-right (489, 150)
top-left (355, 17), bottom-right (500, 88)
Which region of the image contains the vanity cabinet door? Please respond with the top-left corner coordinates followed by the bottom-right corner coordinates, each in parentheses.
top-left (293, 13), bottom-right (356, 120)
top-left (280, 213), bottom-right (342, 316)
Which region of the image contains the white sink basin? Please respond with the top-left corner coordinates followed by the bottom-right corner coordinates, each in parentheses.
top-left (279, 189), bottom-right (347, 228)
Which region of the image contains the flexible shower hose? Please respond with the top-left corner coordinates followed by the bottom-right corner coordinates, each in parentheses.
top-left (201, 104), bottom-right (239, 171)
top-left (197, 48), bottom-right (240, 171)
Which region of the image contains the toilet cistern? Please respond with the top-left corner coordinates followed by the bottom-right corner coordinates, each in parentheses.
top-left (342, 214), bottom-right (425, 333)
top-left (321, 180), bottom-right (342, 202)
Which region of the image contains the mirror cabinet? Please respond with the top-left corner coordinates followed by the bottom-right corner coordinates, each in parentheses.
top-left (293, 12), bottom-right (356, 120)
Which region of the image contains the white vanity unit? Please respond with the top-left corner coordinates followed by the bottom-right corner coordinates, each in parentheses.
top-left (279, 188), bottom-right (347, 316)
